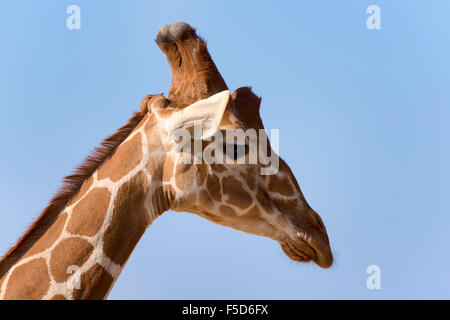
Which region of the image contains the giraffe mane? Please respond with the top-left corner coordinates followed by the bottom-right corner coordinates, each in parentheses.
top-left (0, 110), bottom-right (146, 278)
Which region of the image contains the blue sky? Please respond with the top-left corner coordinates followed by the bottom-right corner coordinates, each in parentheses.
top-left (1, 1), bottom-right (449, 299)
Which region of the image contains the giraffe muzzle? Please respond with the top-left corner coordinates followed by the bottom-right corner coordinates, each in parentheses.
top-left (280, 230), bottom-right (333, 268)
top-left (297, 231), bottom-right (333, 268)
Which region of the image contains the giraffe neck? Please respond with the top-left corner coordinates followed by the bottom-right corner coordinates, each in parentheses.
top-left (0, 115), bottom-right (172, 299)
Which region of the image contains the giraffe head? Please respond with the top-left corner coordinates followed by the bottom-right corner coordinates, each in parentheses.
top-left (141, 22), bottom-right (333, 268)
top-left (0, 22), bottom-right (333, 301)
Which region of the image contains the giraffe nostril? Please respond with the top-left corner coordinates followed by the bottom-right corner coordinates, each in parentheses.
top-left (310, 209), bottom-right (326, 232)
top-left (317, 215), bottom-right (325, 232)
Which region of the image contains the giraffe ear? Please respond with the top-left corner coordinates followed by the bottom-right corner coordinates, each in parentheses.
top-left (163, 90), bottom-right (231, 139)
top-left (232, 87), bottom-right (264, 130)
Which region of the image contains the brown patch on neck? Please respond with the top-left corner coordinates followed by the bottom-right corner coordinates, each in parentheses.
top-left (72, 263), bottom-right (114, 300)
top-left (0, 111), bottom-right (146, 279)
top-left (23, 212), bottom-right (68, 259)
top-left (3, 258), bottom-right (50, 299)
top-left (66, 188), bottom-right (111, 237)
top-left (97, 133), bottom-right (143, 182)
top-left (102, 171), bottom-right (150, 265)
top-left (49, 238), bottom-right (94, 282)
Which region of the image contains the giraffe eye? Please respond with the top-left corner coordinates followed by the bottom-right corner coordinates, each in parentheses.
top-left (224, 143), bottom-right (249, 160)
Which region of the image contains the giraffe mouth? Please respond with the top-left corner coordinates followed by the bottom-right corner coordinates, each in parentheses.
top-left (281, 237), bottom-right (316, 263)
top-left (281, 231), bottom-right (333, 268)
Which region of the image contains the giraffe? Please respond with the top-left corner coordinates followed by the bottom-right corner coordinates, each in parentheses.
top-left (0, 22), bottom-right (333, 300)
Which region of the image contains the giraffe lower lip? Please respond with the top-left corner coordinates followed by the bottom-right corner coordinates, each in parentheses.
top-left (281, 238), bottom-right (316, 263)
top-left (296, 231), bottom-right (333, 268)
top-left (280, 230), bottom-right (333, 268)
